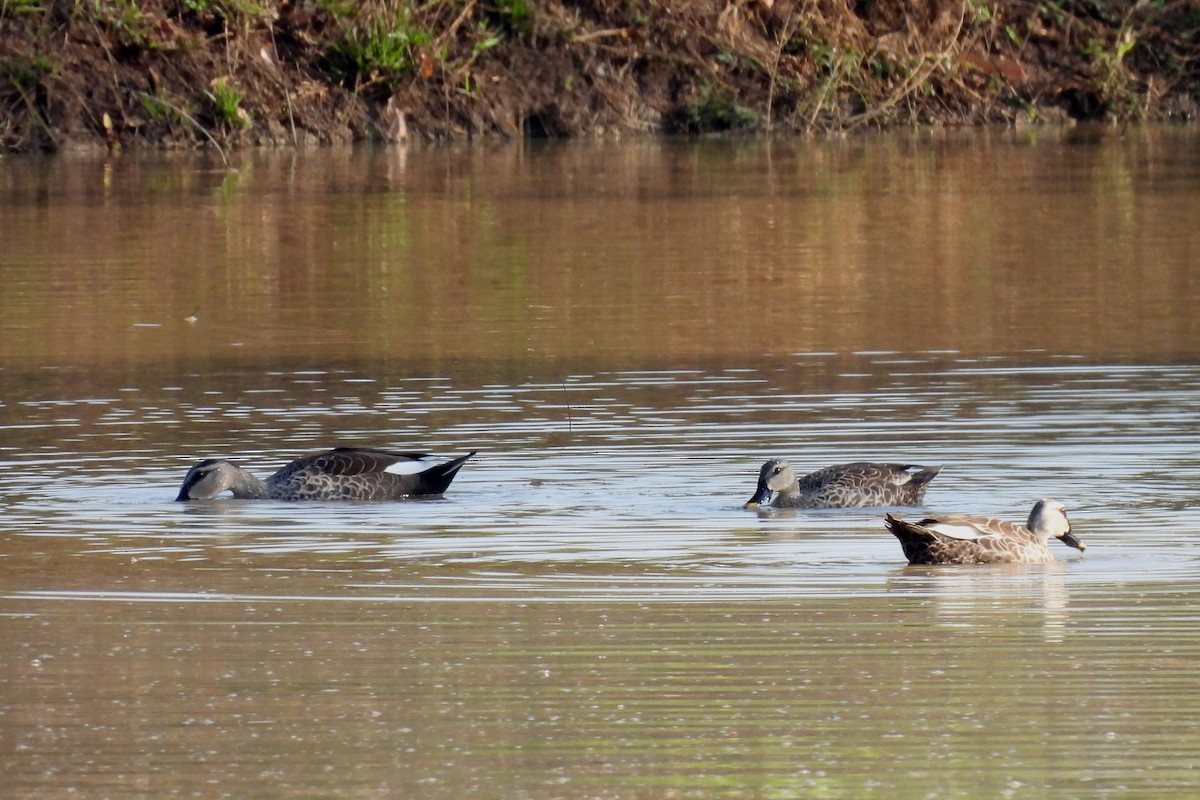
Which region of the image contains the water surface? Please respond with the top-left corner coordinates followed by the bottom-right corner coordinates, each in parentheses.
top-left (3, 128), bottom-right (1200, 798)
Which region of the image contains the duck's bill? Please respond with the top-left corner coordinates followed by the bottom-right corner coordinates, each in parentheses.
top-left (745, 485), bottom-right (772, 508)
top-left (175, 479), bottom-right (199, 501)
top-left (1059, 530), bottom-right (1086, 551)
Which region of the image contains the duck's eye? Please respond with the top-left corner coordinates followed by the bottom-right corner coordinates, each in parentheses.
top-left (772, 467), bottom-right (782, 475)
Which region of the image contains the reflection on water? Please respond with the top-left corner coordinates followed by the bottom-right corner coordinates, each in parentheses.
top-left (2, 128), bottom-right (1200, 370)
top-left (3, 129), bottom-right (1200, 798)
top-left (4, 592), bottom-right (1200, 798)
top-left (888, 563), bottom-right (1072, 642)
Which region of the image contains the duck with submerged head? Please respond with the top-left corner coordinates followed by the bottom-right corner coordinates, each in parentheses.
top-left (176, 447), bottom-right (475, 501)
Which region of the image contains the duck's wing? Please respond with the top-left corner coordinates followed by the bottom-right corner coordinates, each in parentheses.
top-left (801, 462), bottom-right (935, 489)
top-left (886, 512), bottom-right (1046, 564)
top-left (318, 448), bottom-right (474, 491)
top-left (870, 463), bottom-right (940, 487)
top-left (274, 448), bottom-right (433, 479)
top-left (797, 462), bottom-right (878, 489)
top-left (931, 514), bottom-right (1030, 539)
top-left (266, 449), bottom-right (475, 500)
top-left (910, 514), bottom-right (993, 541)
top-left (885, 513), bottom-right (983, 564)
top-left (921, 515), bottom-right (1045, 561)
top-left (800, 463), bottom-right (939, 507)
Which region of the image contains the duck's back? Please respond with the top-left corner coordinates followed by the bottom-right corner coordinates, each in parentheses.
top-left (266, 448), bottom-right (468, 501)
top-left (799, 462), bottom-right (939, 508)
top-left (886, 514), bottom-right (1051, 564)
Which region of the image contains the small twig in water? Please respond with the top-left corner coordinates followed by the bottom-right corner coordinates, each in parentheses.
top-left (561, 379), bottom-right (573, 437)
top-left (570, 27), bottom-right (631, 44)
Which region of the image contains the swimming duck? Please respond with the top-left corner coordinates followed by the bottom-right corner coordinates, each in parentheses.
top-left (884, 499), bottom-right (1086, 564)
top-left (745, 459), bottom-right (941, 509)
top-left (176, 448), bottom-right (475, 501)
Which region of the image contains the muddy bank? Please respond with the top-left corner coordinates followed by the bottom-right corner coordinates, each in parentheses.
top-left (1, 0), bottom-right (1196, 154)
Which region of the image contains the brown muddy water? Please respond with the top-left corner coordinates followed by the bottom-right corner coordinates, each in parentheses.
top-left (2, 128), bottom-right (1200, 798)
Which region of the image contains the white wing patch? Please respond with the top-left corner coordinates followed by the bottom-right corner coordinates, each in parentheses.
top-left (384, 458), bottom-right (433, 475)
top-left (927, 522), bottom-right (984, 541)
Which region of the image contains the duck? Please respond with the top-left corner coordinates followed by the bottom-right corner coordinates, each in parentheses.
top-left (176, 448), bottom-right (475, 501)
top-left (744, 458), bottom-right (941, 509)
top-left (884, 499), bottom-right (1086, 564)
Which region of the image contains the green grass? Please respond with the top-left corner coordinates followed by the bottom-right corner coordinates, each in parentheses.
top-left (671, 84), bottom-right (764, 133)
top-left (323, 0), bottom-right (432, 88)
top-left (1, 0), bottom-right (45, 14)
top-left (1, 52), bottom-right (54, 87)
top-left (207, 76), bottom-right (250, 129)
top-left (1084, 26), bottom-right (1141, 118)
top-left (180, 0), bottom-right (270, 14)
top-left (140, 89), bottom-right (186, 125)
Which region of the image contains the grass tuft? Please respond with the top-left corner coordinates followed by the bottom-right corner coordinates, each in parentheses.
top-left (323, 0), bottom-right (432, 90)
top-left (207, 76), bottom-right (251, 129)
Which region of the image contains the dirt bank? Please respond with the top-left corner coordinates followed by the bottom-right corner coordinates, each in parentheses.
top-left (1, 0), bottom-right (1196, 154)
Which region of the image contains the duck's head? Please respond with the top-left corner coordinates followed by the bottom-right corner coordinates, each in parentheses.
top-left (1029, 498), bottom-right (1086, 551)
top-left (176, 459), bottom-right (238, 501)
top-left (745, 458), bottom-right (796, 508)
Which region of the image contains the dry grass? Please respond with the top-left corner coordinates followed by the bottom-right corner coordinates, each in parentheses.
top-left (0, 0), bottom-right (1196, 152)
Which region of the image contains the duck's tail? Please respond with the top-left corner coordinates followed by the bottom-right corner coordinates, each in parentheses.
top-left (884, 513), bottom-right (936, 564)
top-left (906, 465), bottom-right (942, 488)
top-left (418, 451), bottom-right (476, 495)
top-left (883, 513), bottom-right (910, 538)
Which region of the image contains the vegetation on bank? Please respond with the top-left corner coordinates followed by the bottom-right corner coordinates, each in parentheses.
top-left (0, 0), bottom-right (1196, 153)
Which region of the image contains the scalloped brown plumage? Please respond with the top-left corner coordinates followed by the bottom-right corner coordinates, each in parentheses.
top-left (176, 448), bottom-right (475, 501)
top-left (885, 499), bottom-right (1086, 564)
top-left (745, 458), bottom-right (941, 509)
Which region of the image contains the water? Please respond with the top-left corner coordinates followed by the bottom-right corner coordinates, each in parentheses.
top-left (3, 128), bottom-right (1200, 798)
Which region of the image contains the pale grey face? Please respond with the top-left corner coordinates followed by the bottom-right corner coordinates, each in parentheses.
top-left (745, 459), bottom-right (799, 508)
top-left (176, 460), bottom-right (235, 501)
top-left (762, 459), bottom-right (797, 493)
top-left (1029, 499), bottom-right (1086, 551)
